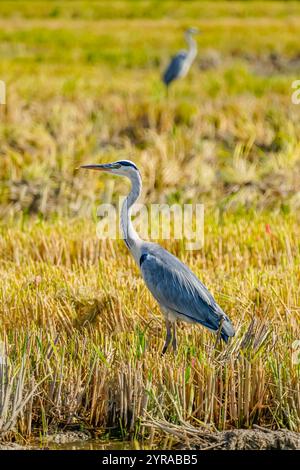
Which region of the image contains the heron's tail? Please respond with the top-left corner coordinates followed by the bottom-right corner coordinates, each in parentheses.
top-left (220, 316), bottom-right (235, 343)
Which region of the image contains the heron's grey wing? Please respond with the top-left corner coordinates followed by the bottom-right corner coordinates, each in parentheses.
top-left (163, 52), bottom-right (187, 85)
top-left (140, 244), bottom-right (235, 340)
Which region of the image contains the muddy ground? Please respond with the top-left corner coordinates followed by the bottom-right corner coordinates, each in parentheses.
top-left (175, 428), bottom-right (300, 450)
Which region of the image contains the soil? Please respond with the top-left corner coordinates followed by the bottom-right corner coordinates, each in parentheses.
top-left (1, 428), bottom-right (299, 450)
top-left (0, 442), bottom-right (31, 450)
top-left (45, 430), bottom-right (91, 444)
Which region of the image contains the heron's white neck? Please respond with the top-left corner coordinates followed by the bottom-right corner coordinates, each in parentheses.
top-left (185, 32), bottom-right (197, 61)
top-left (120, 171), bottom-right (143, 258)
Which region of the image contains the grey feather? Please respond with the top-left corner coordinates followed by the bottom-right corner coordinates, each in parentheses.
top-left (140, 243), bottom-right (235, 342)
top-left (162, 52), bottom-right (187, 86)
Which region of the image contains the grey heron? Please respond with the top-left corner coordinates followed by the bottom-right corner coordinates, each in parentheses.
top-left (81, 160), bottom-right (235, 354)
top-left (162, 27), bottom-right (199, 92)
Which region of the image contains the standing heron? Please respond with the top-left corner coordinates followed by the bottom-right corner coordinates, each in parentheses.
top-left (81, 160), bottom-right (235, 354)
top-left (162, 27), bottom-right (199, 93)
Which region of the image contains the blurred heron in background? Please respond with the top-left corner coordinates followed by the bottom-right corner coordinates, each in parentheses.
top-left (81, 160), bottom-right (235, 354)
top-left (162, 27), bottom-right (199, 94)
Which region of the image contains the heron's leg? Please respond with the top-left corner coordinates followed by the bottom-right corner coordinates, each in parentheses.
top-left (162, 320), bottom-right (172, 355)
top-left (172, 322), bottom-right (177, 353)
top-left (214, 317), bottom-right (224, 349)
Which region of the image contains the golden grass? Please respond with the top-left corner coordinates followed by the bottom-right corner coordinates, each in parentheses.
top-left (0, 213), bottom-right (299, 439)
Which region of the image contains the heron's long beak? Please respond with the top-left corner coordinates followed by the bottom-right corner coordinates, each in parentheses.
top-left (80, 163), bottom-right (119, 172)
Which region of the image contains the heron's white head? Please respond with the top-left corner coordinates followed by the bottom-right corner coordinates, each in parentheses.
top-left (80, 160), bottom-right (140, 178)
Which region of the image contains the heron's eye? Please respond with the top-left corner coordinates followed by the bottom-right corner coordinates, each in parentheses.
top-left (117, 161), bottom-right (138, 170)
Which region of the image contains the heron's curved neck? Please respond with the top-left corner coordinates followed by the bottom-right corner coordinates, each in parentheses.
top-left (185, 33), bottom-right (197, 59)
top-left (121, 172), bottom-right (142, 252)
